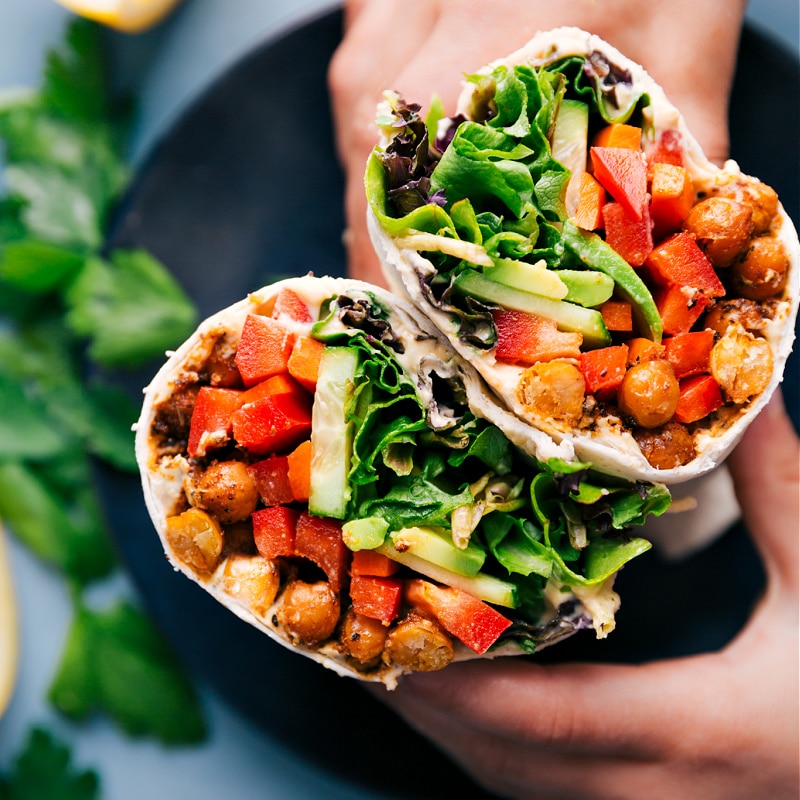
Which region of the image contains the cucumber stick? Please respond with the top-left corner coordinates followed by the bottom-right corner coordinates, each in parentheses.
top-left (308, 346), bottom-right (359, 519)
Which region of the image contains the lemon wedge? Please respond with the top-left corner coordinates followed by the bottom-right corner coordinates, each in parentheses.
top-left (53, 0), bottom-right (184, 33)
top-left (0, 521), bottom-right (18, 717)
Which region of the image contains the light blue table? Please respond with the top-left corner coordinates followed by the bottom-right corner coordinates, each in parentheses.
top-left (0, 1), bottom-right (797, 798)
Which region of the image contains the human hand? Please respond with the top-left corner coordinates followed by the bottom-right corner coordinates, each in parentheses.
top-left (328, 0), bottom-right (748, 284)
top-left (369, 391), bottom-right (799, 799)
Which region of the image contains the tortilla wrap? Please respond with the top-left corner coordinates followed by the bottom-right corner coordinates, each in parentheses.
top-left (367, 27), bottom-right (798, 484)
top-left (135, 275), bottom-right (668, 687)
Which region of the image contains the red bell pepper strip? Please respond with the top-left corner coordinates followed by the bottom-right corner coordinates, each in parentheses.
top-left (579, 344), bottom-right (629, 397)
top-left (351, 549), bottom-right (400, 577)
top-left (240, 372), bottom-right (307, 405)
top-left (248, 455), bottom-right (294, 506)
top-left (590, 146), bottom-right (648, 220)
top-left (571, 172), bottom-right (606, 231)
top-left (231, 392), bottom-right (312, 455)
top-left (654, 284), bottom-right (711, 336)
top-left (286, 439), bottom-right (312, 503)
top-left (287, 335), bottom-right (326, 392)
top-left (350, 574), bottom-right (403, 624)
top-left (599, 300), bottom-right (634, 333)
top-left (493, 308), bottom-right (583, 364)
top-left (252, 506), bottom-right (299, 559)
top-left (649, 162), bottom-right (694, 238)
top-left (664, 330), bottom-right (715, 379)
top-left (294, 512), bottom-right (350, 593)
top-left (271, 288), bottom-right (313, 323)
top-left (592, 123), bottom-right (642, 150)
top-left (234, 314), bottom-right (296, 387)
top-left (405, 578), bottom-right (512, 655)
top-left (187, 386), bottom-right (243, 457)
top-left (674, 374), bottom-right (723, 423)
top-left (645, 232), bottom-right (725, 297)
top-left (601, 201), bottom-right (653, 266)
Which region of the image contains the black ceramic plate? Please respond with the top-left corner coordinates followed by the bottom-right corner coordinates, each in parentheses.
top-left (101, 9), bottom-right (799, 796)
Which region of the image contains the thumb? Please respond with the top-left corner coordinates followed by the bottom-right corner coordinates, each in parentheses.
top-left (726, 390), bottom-right (799, 588)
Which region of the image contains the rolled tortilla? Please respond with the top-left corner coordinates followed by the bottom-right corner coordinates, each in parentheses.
top-left (136, 275), bottom-right (668, 687)
top-left (367, 27), bottom-right (798, 484)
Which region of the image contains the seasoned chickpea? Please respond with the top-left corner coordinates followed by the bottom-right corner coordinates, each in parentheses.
top-left (189, 460), bottom-right (259, 524)
top-left (165, 507), bottom-right (224, 573)
top-left (518, 360), bottom-right (586, 425)
top-left (682, 196), bottom-right (753, 268)
top-left (714, 180), bottom-right (779, 234)
top-left (222, 554), bottom-right (280, 617)
top-left (618, 360), bottom-right (680, 429)
top-left (340, 609), bottom-right (389, 664)
top-left (633, 422), bottom-right (696, 469)
top-left (383, 613), bottom-right (454, 672)
top-left (730, 236), bottom-right (789, 300)
top-left (276, 581), bottom-right (340, 646)
top-left (709, 327), bottom-right (773, 405)
top-left (704, 298), bottom-right (772, 336)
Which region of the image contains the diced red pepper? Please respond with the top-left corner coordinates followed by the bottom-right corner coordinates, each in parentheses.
top-left (601, 201), bottom-right (653, 266)
top-left (590, 146), bottom-right (648, 220)
top-left (231, 392), bottom-right (312, 455)
top-left (351, 549), bottom-right (400, 578)
top-left (350, 574), bottom-right (403, 624)
top-left (234, 315), bottom-right (296, 387)
top-left (240, 372), bottom-right (307, 405)
top-left (647, 129), bottom-right (684, 168)
top-left (579, 344), bottom-right (629, 398)
top-left (294, 513), bottom-right (350, 593)
top-left (649, 162), bottom-right (694, 238)
top-left (674, 374), bottom-right (723, 423)
top-left (599, 300), bottom-right (634, 332)
top-left (405, 579), bottom-right (512, 655)
top-left (627, 337), bottom-right (666, 365)
top-left (664, 330), bottom-right (715, 379)
top-left (493, 308), bottom-right (583, 364)
top-left (592, 123), bottom-right (642, 150)
top-left (645, 232), bottom-right (725, 297)
top-left (287, 335), bottom-right (325, 392)
top-left (248, 455), bottom-right (294, 506)
top-left (271, 288), bottom-right (313, 323)
top-left (286, 439), bottom-right (312, 502)
top-left (252, 506), bottom-right (299, 559)
top-left (654, 284), bottom-right (712, 336)
top-left (187, 386), bottom-right (243, 457)
top-left (571, 172), bottom-right (606, 231)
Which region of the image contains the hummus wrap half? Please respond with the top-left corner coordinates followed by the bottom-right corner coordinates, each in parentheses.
top-left (135, 275), bottom-right (669, 687)
top-left (366, 27), bottom-right (798, 484)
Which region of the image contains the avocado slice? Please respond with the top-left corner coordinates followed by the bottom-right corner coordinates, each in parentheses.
top-left (556, 269), bottom-right (615, 307)
top-left (453, 268), bottom-right (611, 348)
top-left (389, 526), bottom-right (486, 576)
top-left (486, 258), bottom-right (569, 300)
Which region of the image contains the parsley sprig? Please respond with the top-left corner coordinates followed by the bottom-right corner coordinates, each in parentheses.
top-left (0, 17), bottom-right (204, 746)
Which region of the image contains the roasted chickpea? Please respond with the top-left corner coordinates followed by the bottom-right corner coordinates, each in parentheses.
top-left (703, 298), bottom-right (773, 336)
top-left (709, 327), bottom-right (773, 405)
top-left (276, 580), bottom-right (340, 646)
top-left (618, 360), bottom-right (680, 429)
top-left (730, 236), bottom-right (789, 300)
top-left (633, 422), bottom-right (696, 469)
top-left (189, 460), bottom-right (259, 524)
top-left (222, 554), bottom-right (280, 617)
top-left (682, 196), bottom-right (753, 268)
top-left (383, 613), bottom-right (454, 672)
top-left (340, 609), bottom-right (389, 664)
top-left (165, 507), bottom-right (224, 573)
top-left (714, 180), bottom-right (779, 234)
top-left (518, 360), bottom-right (586, 425)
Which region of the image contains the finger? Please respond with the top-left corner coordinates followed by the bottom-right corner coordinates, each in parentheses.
top-left (726, 390), bottom-right (799, 589)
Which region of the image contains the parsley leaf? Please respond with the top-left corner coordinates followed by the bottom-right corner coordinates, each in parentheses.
top-left (49, 601), bottom-right (208, 745)
top-left (0, 727), bottom-right (100, 800)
